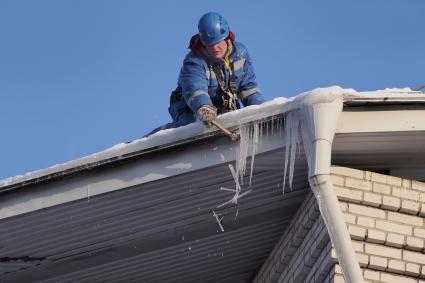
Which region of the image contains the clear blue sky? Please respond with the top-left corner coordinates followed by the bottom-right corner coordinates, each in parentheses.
top-left (1, 0), bottom-right (424, 179)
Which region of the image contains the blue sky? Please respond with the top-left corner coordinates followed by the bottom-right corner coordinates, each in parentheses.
top-left (1, 0), bottom-right (424, 179)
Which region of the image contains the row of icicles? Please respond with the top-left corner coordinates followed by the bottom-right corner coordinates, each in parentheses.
top-left (213, 111), bottom-right (302, 231)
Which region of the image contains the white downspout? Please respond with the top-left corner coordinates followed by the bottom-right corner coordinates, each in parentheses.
top-left (300, 96), bottom-right (364, 283)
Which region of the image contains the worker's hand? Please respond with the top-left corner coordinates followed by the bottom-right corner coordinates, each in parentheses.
top-left (197, 105), bottom-right (217, 127)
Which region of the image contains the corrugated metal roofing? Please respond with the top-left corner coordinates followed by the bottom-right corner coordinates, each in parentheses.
top-left (0, 148), bottom-right (310, 282)
top-left (39, 218), bottom-right (286, 283)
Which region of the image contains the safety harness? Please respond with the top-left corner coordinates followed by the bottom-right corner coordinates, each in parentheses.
top-left (211, 62), bottom-right (238, 112)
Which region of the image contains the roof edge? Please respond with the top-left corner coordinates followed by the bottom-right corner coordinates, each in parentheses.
top-left (1, 87), bottom-right (423, 191)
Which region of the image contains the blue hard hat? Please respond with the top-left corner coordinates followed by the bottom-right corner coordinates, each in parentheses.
top-left (198, 12), bottom-right (230, 46)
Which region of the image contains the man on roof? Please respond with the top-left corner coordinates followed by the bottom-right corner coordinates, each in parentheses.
top-left (147, 12), bottom-right (265, 136)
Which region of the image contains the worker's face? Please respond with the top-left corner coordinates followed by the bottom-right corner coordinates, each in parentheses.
top-left (206, 40), bottom-right (228, 60)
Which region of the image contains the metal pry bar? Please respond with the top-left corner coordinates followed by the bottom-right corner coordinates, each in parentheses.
top-left (210, 120), bottom-right (240, 141)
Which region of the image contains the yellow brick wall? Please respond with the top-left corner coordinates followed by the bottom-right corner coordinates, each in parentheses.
top-left (252, 166), bottom-right (425, 283)
top-left (330, 166), bottom-right (425, 283)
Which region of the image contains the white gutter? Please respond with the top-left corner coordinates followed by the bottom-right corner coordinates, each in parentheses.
top-left (300, 94), bottom-right (364, 283)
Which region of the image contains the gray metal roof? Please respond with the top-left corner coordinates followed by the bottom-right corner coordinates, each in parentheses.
top-left (0, 147), bottom-right (310, 283)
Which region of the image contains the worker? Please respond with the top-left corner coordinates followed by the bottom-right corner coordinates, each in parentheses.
top-left (146, 12), bottom-right (265, 136)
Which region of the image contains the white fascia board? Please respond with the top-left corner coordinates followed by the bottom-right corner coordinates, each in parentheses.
top-left (350, 89), bottom-right (424, 100)
top-left (337, 109), bottom-right (425, 133)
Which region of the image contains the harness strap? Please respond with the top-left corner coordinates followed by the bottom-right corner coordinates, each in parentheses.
top-left (212, 63), bottom-right (238, 111)
top-left (229, 62), bottom-right (237, 94)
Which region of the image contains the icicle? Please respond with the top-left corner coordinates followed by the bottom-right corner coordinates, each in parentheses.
top-left (278, 115), bottom-right (283, 137)
top-left (288, 114), bottom-right (300, 191)
top-left (216, 189), bottom-right (252, 208)
top-left (216, 198), bottom-right (234, 208)
top-left (236, 124), bottom-right (250, 184)
top-left (87, 185), bottom-right (90, 202)
top-left (232, 121), bottom-right (263, 188)
top-left (220, 187), bottom-right (236, 193)
top-left (282, 111), bottom-right (301, 192)
top-left (215, 122), bottom-right (259, 212)
top-left (259, 121), bottom-right (264, 147)
top-left (228, 164), bottom-right (241, 200)
top-left (271, 116), bottom-right (275, 135)
top-left (213, 211), bottom-right (225, 232)
top-left (249, 123), bottom-right (259, 186)
top-left (283, 117), bottom-right (290, 191)
top-left (217, 164), bottom-right (252, 208)
top-left (259, 121), bottom-right (264, 139)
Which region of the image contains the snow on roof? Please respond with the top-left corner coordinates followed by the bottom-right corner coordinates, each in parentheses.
top-left (1, 86), bottom-right (423, 189)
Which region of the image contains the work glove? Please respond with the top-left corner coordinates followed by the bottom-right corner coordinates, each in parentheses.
top-left (197, 105), bottom-right (217, 127)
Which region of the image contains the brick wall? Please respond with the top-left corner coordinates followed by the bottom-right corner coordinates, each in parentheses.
top-left (330, 166), bottom-right (425, 283)
top-left (253, 166), bottom-right (425, 283)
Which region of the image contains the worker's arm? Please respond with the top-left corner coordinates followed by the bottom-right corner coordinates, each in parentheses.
top-left (237, 46), bottom-right (265, 106)
top-left (179, 55), bottom-right (213, 113)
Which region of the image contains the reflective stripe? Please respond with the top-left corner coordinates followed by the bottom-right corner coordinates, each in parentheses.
top-left (206, 70), bottom-right (216, 80)
top-left (187, 90), bottom-right (209, 105)
top-left (239, 87), bottom-right (260, 100)
top-left (233, 58), bottom-right (246, 71)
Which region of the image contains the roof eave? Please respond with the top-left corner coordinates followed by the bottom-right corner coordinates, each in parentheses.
top-left (1, 93), bottom-right (424, 193)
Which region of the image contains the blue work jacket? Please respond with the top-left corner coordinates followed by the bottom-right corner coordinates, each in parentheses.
top-left (169, 39), bottom-right (265, 126)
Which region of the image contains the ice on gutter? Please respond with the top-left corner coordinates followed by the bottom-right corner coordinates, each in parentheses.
top-left (0, 87), bottom-right (423, 191)
top-left (217, 86), bottom-right (423, 282)
top-left (225, 86), bottom-right (364, 282)
top-left (0, 97), bottom-right (290, 190)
